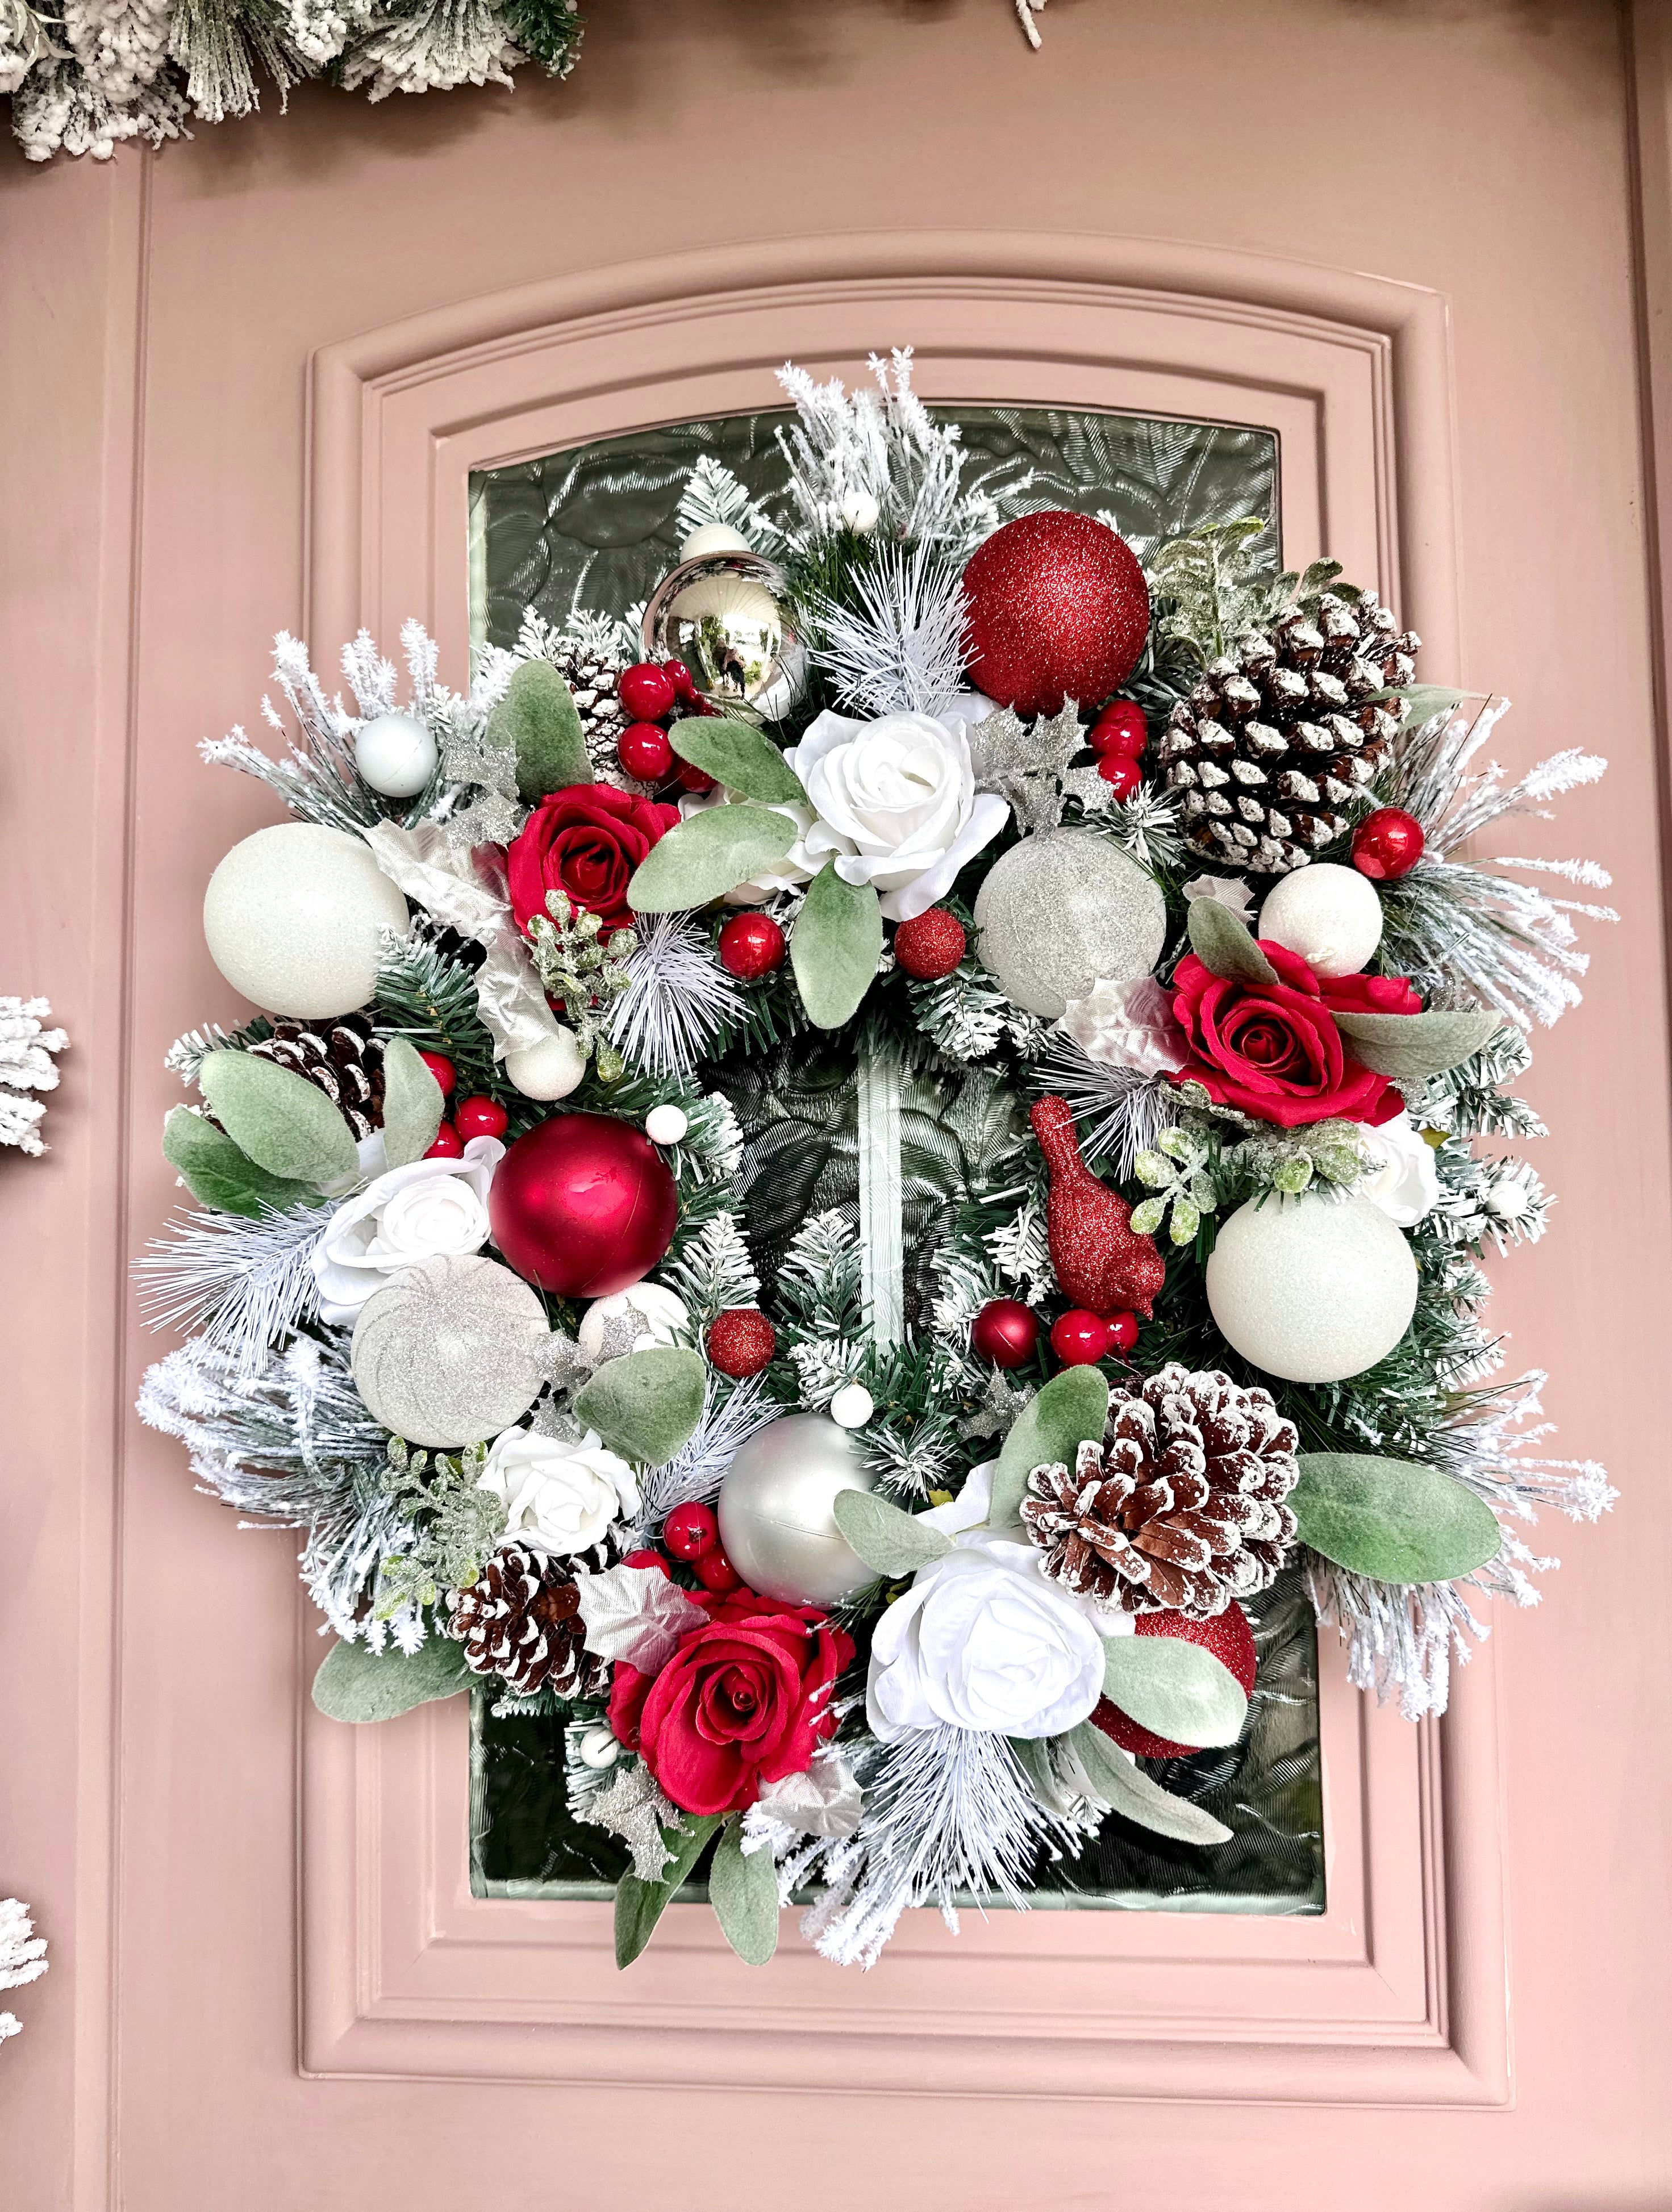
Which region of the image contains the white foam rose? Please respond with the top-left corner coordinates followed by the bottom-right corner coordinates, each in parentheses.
top-left (311, 1134), bottom-right (502, 1325)
top-left (1356, 1110), bottom-right (1440, 1228)
top-left (576, 1283), bottom-right (690, 1364)
top-left (476, 1426), bottom-right (640, 1558)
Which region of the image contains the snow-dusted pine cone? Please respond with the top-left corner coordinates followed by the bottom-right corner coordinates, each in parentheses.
top-left (1020, 1363), bottom-right (1300, 1619)
top-left (546, 637), bottom-right (630, 781)
top-left (1160, 593), bottom-right (1419, 874)
top-left (448, 1545), bottom-right (605, 1698)
top-left (247, 1012), bottom-right (385, 1141)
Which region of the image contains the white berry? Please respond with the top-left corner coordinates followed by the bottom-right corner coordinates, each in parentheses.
top-left (645, 1104), bottom-right (689, 1146)
top-left (829, 1383), bottom-right (874, 1429)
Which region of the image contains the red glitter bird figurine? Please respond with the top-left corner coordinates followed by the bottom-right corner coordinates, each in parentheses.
top-left (1029, 1094), bottom-right (1166, 1320)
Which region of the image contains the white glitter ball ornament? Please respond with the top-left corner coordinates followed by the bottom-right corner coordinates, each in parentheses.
top-left (718, 1412), bottom-right (877, 1606)
top-left (644, 1104), bottom-right (689, 1146)
top-left (503, 1028), bottom-right (586, 1101)
top-left (351, 1253), bottom-right (553, 1447)
top-left (973, 828), bottom-right (1167, 1018)
top-left (1205, 1194), bottom-right (1419, 1384)
top-left (1256, 862), bottom-right (1384, 978)
top-left (354, 711), bottom-right (438, 799)
top-left (203, 823), bottom-right (409, 1020)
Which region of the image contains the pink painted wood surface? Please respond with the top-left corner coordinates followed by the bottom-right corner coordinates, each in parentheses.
top-left (3, 0), bottom-right (1670, 2204)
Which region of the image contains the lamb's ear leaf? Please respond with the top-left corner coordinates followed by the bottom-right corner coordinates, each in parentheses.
top-left (832, 1490), bottom-right (953, 1577)
top-left (708, 1818), bottom-right (780, 1966)
top-left (573, 1346), bottom-right (707, 1467)
top-left (197, 1050), bottom-right (358, 1184)
top-left (311, 1633), bottom-right (472, 1723)
top-left (1186, 897), bottom-right (1281, 987)
top-left (1065, 1721), bottom-right (1234, 1846)
top-left (487, 658), bottom-right (591, 799)
top-left (1331, 1007), bottom-right (1501, 1081)
top-left (790, 862), bottom-right (884, 1030)
top-left (669, 717), bottom-right (808, 806)
top-left (614, 1814), bottom-right (723, 1969)
top-left (1292, 1452), bottom-right (1502, 1581)
top-left (378, 1036), bottom-right (445, 1167)
top-left (162, 1107), bottom-right (318, 1217)
top-left (1100, 1636), bottom-right (1248, 1750)
top-left (987, 1368), bottom-right (1110, 1527)
top-left (627, 805), bottom-right (797, 913)
top-left (1387, 683), bottom-right (1466, 731)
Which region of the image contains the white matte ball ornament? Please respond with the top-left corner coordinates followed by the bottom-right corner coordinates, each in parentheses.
top-left (1205, 1194), bottom-right (1419, 1384)
top-left (718, 1412), bottom-right (877, 1606)
top-left (503, 1028), bottom-right (587, 1101)
top-left (973, 828), bottom-right (1168, 1019)
top-left (354, 711), bottom-right (439, 799)
top-left (351, 1253), bottom-right (553, 1447)
top-left (829, 1383), bottom-right (874, 1430)
top-left (644, 1104), bottom-right (689, 1146)
top-left (1256, 862), bottom-right (1384, 979)
top-left (203, 823), bottom-right (409, 1019)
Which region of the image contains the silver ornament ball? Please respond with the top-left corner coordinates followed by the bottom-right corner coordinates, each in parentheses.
top-left (718, 1412), bottom-right (876, 1606)
top-left (203, 823), bottom-right (409, 1020)
top-left (973, 827), bottom-right (1168, 1018)
top-left (351, 1253), bottom-right (553, 1447)
top-left (1205, 1193), bottom-right (1419, 1384)
top-left (643, 552), bottom-right (807, 721)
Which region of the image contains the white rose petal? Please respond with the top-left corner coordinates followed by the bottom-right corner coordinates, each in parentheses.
top-left (477, 1427), bottom-right (640, 1558)
top-left (1356, 1111), bottom-right (1440, 1228)
top-left (310, 1135), bottom-right (503, 1325)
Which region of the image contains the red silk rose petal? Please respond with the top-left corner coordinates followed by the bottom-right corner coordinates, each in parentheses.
top-left (507, 784), bottom-right (680, 935)
top-left (1171, 936), bottom-right (1403, 1126)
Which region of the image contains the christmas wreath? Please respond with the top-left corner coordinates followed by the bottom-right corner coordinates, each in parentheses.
top-left (139, 351), bottom-right (1615, 1968)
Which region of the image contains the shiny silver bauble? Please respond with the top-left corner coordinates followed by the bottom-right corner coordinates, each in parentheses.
top-left (642, 552), bottom-right (807, 721)
top-left (717, 1412), bottom-right (876, 1606)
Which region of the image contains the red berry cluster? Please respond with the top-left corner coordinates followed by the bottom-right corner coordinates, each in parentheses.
top-left (615, 660), bottom-right (718, 794)
top-left (418, 1051), bottom-right (510, 1159)
top-left (1089, 699), bottom-right (1148, 803)
top-left (969, 1296), bottom-right (1140, 1373)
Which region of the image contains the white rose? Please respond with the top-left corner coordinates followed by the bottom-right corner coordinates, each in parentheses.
top-left (311, 1135), bottom-right (503, 1325)
top-left (576, 1283), bottom-right (690, 1364)
top-left (477, 1426), bottom-right (640, 1558)
top-left (1356, 1110), bottom-right (1440, 1227)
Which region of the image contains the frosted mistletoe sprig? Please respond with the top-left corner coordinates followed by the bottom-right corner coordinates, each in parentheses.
top-left (1130, 1126), bottom-right (1217, 1246)
top-left (526, 889), bottom-right (637, 1080)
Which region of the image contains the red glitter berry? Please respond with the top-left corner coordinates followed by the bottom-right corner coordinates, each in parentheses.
top-left (423, 1122), bottom-right (464, 1159)
top-left (662, 1501), bottom-right (719, 1560)
top-left (1096, 755), bottom-right (1142, 801)
top-left (1050, 1309), bottom-right (1110, 1366)
top-left (693, 1544), bottom-right (743, 1593)
top-left (893, 907), bottom-right (967, 982)
top-left (617, 721), bottom-right (675, 781)
top-left (618, 662), bottom-right (677, 720)
top-left (453, 1095), bottom-right (510, 1141)
top-left (418, 1050), bottom-right (456, 1097)
top-left (706, 1307), bottom-right (778, 1378)
top-left (1089, 700), bottom-right (1148, 758)
top-left (718, 912), bottom-right (786, 980)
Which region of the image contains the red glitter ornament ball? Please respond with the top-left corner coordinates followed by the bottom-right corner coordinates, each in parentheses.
top-left (718, 912), bottom-right (787, 980)
top-left (1104, 1310), bottom-right (1140, 1356)
top-left (418, 1049), bottom-right (456, 1097)
top-left (1350, 806), bottom-right (1426, 882)
top-left (423, 1122), bottom-right (463, 1159)
top-left (961, 511), bottom-right (1151, 719)
top-left (1094, 1604), bottom-right (1258, 1759)
top-left (1050, 1309), bottom-right (1111, 1366)
top-left (706, 1307), bottom-right (778, 1378)
top-left (488, 1113), bottom-right (678, 1298)
top-left (893, 906), bottom-right (967, 982)
top-left (693, 1543), bottom-right (743, 1593)
top-left (971, 1297), bottom-right (1040, 1369)
top-left (618, 662), bottom-right (678, 720)
top-left (453, 1095), bottom-right (509, 1141)
top-left (1090, 700), bottom-right (1148, 758)
top-left (662, 1500), bottom-right (720, 1560)
top-left (617, 721), bottom-right (674, 782)
top-left (1096, 755), bottom-right (1142, 801)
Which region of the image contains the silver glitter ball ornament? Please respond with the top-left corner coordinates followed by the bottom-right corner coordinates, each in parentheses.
top-left (351, 1254), bottom-right (553, 1447)
top-left (717, 1412), bottom-right (876, 1606)
top-left (642, 552), bottom-right (807, 721)
top-left (973, 828), bottom-right (1168, 1018)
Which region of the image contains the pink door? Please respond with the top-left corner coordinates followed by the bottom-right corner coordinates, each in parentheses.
top-left (5, 3), bottom-right (1672, 2203)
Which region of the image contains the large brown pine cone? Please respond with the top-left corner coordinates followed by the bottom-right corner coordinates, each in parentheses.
top-left (1160, 592), bottom-right (1419, 874)
top-left (1020, 1363), bottom-right (1300, 1620)
top-left (449, 1545), bottom-right (606, 1698)
top-left (247, 1012), bottom-right (386, 1142)
top-left (548, 638), bottom-right (629, 781)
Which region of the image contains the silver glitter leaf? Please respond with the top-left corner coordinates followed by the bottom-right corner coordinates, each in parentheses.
top-left (969, 700), bottom-right (1083, 836)
top-left (572, 1757), bottom-right (682, 1883)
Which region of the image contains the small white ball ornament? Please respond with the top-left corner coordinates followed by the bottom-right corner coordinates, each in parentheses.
top-left (718, 1412), bottom-right (877, 1606)
top-left (1205, 1193), bottom-right (1419, 1384)
top-left (353, 711), bottom-right (438, 799)
top-left (644, 1104), bottom-right (689, 1146)
top-left (203, 823), bottom-right (409, 1019)
top-left (829, 1383), bottom-right (874, 1430)
top-left (503, 1027), bottom-right (586, 1101)
top-left (973, 828), bottom-right (1168, 1018)
top-left (1256, 863), bottom-right (1383, 978)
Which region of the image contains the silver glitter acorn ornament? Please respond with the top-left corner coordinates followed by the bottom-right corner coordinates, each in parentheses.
top-left (717, 1412), bottom-right (876, 1606)
top-left (973, 827), bottom-right (1168, 1019)
top-left (351, 1253), bottom-right (553, 1447)
top-left (643, 551), bottom-right (807, 721)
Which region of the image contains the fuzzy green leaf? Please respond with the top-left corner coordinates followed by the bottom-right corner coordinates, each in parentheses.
top-left (1332, 1007), bottom-right (1501, 1082)
top-left (1065, 1721), bottom-right (1233, 1846)
top-left (988, 1367), bottom-right (1110, 1527)
top-left (790, 862), bottom-right (883, 1029)
top-left (832, 1489), bottom-right (953, 1578)
top-left (669, 717), bottom-right (808, 806)
top-left (614, 1813), bottom-right (722, 1969)
top-left (311, 1632), bottom-right (472, 1723)
top-left (1292, 1452), bottom-right (1502, 1583)
top-left (161, 1106), bottom-right (318, 1217)
top-left (708, 1818), bottom-right (780, 1966)
top-left (1101, 1636), bottom-right (1248, 1750)
top-left (198, 1049), bottom-right (358, 1184)
top-left (574, 1346), bottom-right (707, 1467)
top-left (487, 659), bottom-right (590, 800)
top-left (627, 804), bottom-right (797, 913)
top-left (1186, 896), bottom-right (1280, 987)
top-left (1391, 684), bottom-right (1466, 731)
top-left (378, 1035), bottom-right (446, 1168)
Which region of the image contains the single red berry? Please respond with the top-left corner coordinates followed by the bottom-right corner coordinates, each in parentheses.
top-left (1094, 1604), bottom-right (1258, 1758)
top-left (1050, 1309), bottom-right (1110, 1366)
top-left (1090, 700), bottom-right (1148, 758)
top-left (1104, 1310), bottom-right (1139, 1355)
top-left (617, 721), bottom-right (675, 781)
top-left (1351, 805), bottom-right (1426, 882)
top-left (970, 1297), bottom-right (1039, 1370)
top-left (423, 1121), bottom-right (464, 1159)
top-left (1096, 754), bottom-right (1143, 801)
top-left (623, 1548), bottom-right (670, 1579)
top-left (453, 1095), bottom-right (510, 1141)
top-left (893, 907), bottom-right (967, 982)
top-left (674, 758), bottom-right (718, 794)
top-left (693, 1543), bottom-right (743, 1593)
top-left (418, 1049), bottom-right (456, 1097)
top-left (618, 661), bottom-right (678, 720)
top-left (706, 1307), bottom-right (778, 1378)
top-left (718, 912), bottom-right (787, 980)
top-left (663, 658), bottom-right (699, 703)
top-left (662, 1500), bottom-right (720, 1561)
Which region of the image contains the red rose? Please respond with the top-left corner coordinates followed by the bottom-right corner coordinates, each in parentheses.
top-left (1170, 939), bottom-right (1410, 1128)
top-left (607, 1586), bottom-right (854, 1818)
top-left (507, 783), bottom-right (679, 936)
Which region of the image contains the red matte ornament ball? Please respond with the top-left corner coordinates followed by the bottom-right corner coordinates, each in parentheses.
top-left (718, 912), bottom-right (786, 980)
top-left (1096, 755), bottom-right (1142, 801)
top-left (662, 1501), bottom-right (720, 1560)
top-left (706, 1307), bottom-right (778, 1378)
top-left (693, 1543), bottom-right (743, 1593)
top-left (960, 511), bottom-right (1151, 719)
top-left (1090, 700), bottom-right (1148, 758)
top-left (893, 906), bottom-right (967, 982)
top-left (423, 1122), bottom-right (464, 1159)
top-left (1104, 1310), bottom-right (1139, 1355)
top-left (488, 1113), bottom-right (679, 1298)
top-left (453, 1095), bottom-right (509, 1141)
top-left (1050, 1309), bottom-right (1111, 1366)
top-left (617, 721), bottom-right (675, 782)
top-left (617, 661), bottom-right (678, 720)
top-left (674, 758), bottom-right (718, 794)
top-left (1350, 806), bottom-right (1426, 882)
top-left (971, 1298), bottom-right (1040, 1370)
top-left (1094, 1604), bottom-right (1258, 1759)
top-left (418, 1049), bottom-right (456, 1097)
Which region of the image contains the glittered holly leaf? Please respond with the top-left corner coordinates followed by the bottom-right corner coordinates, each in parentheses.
top-left (790, 862), bottom-right (883, 1029)
top-left (161, 1106), bottom-right (317, 1217)
top-left (1185, 896), bottom-right (1279, 988)
top-left (987, 1367), bottom-right (1110, 1527)
top-left (1101, 1636), bottom-right (1248, 1750)
top-left (1292, 1453), bottom-right (1501, 1583)
top-left (669, 717), bottom-right (808, 806)
top-left (198, 1049), bottom-right (358, 1185)
top-left (1331, 1008), bottom-right (1501, 1082)
top-left (709, 1817), bottom-right (780, 1966)
top-left (832, 1490), bottom-right (953, 1579)
top-left (379, 1036), bottom-right (445, 1167)
top-left (485, 659), bottom-right (590, 801)
top-left (574, 1346), bottom-right (707, 1467)
top-left (1064, 1720), bottom-right (1234, 1846)
top-left (615, 1813), bottom-right (723, 1969)
top-left (627, 804), bottom-right (797, 913)
top-left (311, 1631), bottom-right (472, 1723)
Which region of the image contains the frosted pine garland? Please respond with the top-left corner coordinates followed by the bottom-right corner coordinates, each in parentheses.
top-left (136, 1199), bottom-right (327, 1375)
top-left (0, 1897), bottom-right (48, 2047)
top-left (0, 996), bottom-right (68, 1157)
